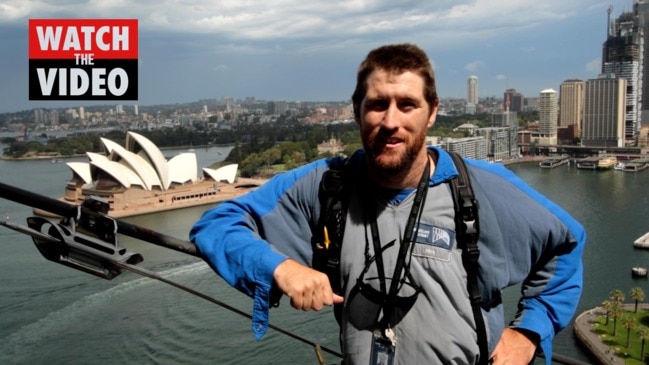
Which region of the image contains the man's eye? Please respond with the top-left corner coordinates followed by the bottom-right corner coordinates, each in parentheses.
top-left (366, 100), bottom-right (388, 110)
top-left (400, 102), bottom-right (416, 111)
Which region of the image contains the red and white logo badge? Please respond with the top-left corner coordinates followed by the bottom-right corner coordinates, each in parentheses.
top-left (28, 19), bottom-right (138, 100)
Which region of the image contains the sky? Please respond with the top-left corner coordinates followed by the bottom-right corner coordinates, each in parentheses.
top-left (0, 0), bottom-right (636, 113)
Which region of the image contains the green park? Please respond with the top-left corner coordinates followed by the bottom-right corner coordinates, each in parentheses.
top-left (588, 288), bottom-right (649, 364)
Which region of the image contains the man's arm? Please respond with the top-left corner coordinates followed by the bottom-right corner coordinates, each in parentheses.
top-left (189, 159), bottom-right (337, 338)
top-left (465, 158), bottom-right (586, 364)
top-left (273, 259), bottom-right (344, 310)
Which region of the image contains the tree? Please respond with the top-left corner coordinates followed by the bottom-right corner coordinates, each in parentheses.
top-left (239, 153), bottom-right (263, 177)
top-left (283, 151), bottom-right (306, 170)
top-left (631, 287), bottom-right (645, 313)
top-left (340, 130), bottom-right (360, 145)
top-left (602, 300), bottom-right (613, 325)
top-left (611, 302), bottom-right (623, 337)
top-left (260, 146), bottom-right (282, 167)
top-left (611, 289), bottom-right (625, 305)
top-left (638, 326), bottom-right (649, 361)
top-left (622, 315), bottom-right (637, 347)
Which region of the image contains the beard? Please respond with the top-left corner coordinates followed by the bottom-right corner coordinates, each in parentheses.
top-left (364, 128), bottom-right (427, 177)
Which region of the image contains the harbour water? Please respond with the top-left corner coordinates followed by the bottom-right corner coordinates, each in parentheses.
top-left (1, 152), bottom-right (648, 364)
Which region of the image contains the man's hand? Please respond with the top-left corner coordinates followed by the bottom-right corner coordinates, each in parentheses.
top-left (489, 327), bottom-right (539, 364)
top-left (273, 259), bottom-right (344, 311)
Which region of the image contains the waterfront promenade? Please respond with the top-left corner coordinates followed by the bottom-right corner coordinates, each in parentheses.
top-left (573, 304), bottom-right (649, 365)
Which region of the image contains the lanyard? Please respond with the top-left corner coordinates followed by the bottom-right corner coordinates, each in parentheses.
top-left (364, 155), bottom-right (430, 328)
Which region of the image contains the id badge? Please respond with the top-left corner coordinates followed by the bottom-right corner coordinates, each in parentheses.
top-left (370, 329), bottom-right (395, 365)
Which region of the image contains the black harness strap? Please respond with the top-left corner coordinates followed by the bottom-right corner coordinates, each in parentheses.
top-left (313, 158), bottom-right (348, 292)
top-left (448, 151), bottom-right (487, 365)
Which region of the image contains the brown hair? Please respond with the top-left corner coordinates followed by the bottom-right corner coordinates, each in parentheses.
top-left (351, 43), bottom-right (439, 119)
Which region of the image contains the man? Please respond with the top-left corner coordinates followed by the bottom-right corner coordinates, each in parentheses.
top-left (190, 44), bottom-right (585, 364)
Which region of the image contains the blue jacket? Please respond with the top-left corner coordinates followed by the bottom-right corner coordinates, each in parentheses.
top-left (190, 147), bottom-right (585, 364)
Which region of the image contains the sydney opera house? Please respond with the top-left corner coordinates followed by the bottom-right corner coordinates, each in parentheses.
top-left (52, 131), bottom-right (264, 218)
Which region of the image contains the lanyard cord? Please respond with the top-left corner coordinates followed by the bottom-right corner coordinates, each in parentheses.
top-left (363, 156), bottom-right (430, 328)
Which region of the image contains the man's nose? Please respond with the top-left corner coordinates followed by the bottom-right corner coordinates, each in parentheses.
top-left (381, 102), bottom-right (399, 129)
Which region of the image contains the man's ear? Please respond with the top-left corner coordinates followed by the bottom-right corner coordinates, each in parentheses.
top-left (353, 104), bottom-right (361, 125)
top-left (427, 102), bottom-right (439, 128)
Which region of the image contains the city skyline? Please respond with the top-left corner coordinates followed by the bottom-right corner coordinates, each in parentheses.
top-left (0, 0), bottom-right (634, 114)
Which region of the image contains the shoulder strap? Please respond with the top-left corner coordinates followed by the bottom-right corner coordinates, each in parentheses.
top-left (312, 157), bottom-right (349, 296)
top-left (447, 151), bottom-right (488, 365)
top-left (312, 157), bottom-right (349, 325)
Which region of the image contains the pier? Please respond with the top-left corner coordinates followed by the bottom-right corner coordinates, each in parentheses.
top-left (622, 158), bottom-right (649, 172)
top-left (539, 156), bottom-right (570, 168)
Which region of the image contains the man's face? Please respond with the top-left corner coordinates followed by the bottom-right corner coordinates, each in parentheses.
top-left (356, 69), bottom-right (438, 174)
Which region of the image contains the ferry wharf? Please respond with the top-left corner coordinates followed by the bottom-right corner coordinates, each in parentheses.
top-left (573, 304), bottom-right (648, 365)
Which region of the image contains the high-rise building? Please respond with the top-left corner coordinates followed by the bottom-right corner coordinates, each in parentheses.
top-left (603, 3), bottom-right (643, 144)
top-left (225, 97), bottom-right (234, 112)
top-left (559, 79), bottom-right (585, 139)
top-left (49, 109), bottom-right (59, 125)
top-left (267, 100), bottom-right (288, 115)
top-left (503, 89), bottom-right (524, 112)
top-left (583, 74), bottom-right (626, 147)
top-left (467, 76), bottom-right (478, 105)
top-left (34, 109), bottom-right (45, 124)
top-left (632, 1), bottom-right (649, 124)
top-left (538, 89), bottom-right (558, 145)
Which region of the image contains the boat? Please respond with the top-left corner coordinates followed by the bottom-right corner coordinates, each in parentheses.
top-left (632, 266), bottom-right (648, 277)
top-left (596, 156), bottom-right (617, 170)
top-left (539, 156), bottom-right (570, 168)
top-left (634, 232), bottom-right (649, 248)
top-left (34, 131), bottom-right (267, 218)
top-left (576, 157), bottom-right (599, 169)
top-left (614, 162), bottom-right (625, 170)
top-left (576, 156), bottom-right (617, 170)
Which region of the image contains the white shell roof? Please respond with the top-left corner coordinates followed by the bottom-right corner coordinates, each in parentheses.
top-left (167, 152), bottom-right (198, 184)
top-left (66, 162), bottom-right (92, 184)
top-left (68, 131), bottom-right (229, 191)
top-left (90, 159), bottom-right (145, 189)
top-left (126, 132), bottom-right (170, 189)
top-left (203, 164), bottom-right (238, 184)
top-left (87, 151), bottom-right (111, 163)
top-left (100, 137), bottom-right (163, 190)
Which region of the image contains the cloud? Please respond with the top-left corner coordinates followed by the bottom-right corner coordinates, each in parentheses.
top-left (1, 0), bottom-right (601, 48)
top-left (465, 60), bottom-right (485, 72)
top-left (0, 0), bottom-right (618, 112)
top-left (585, 58), bottom-right (601, 74)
